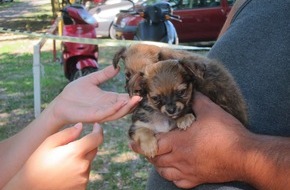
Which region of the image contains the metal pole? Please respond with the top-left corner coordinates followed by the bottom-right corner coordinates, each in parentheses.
top-left (32, 17), bottom-right (61, 118)
top-left (33, 43), bottom-right (41, 118)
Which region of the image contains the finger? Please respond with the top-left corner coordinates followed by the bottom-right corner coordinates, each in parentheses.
top-left (74, 123), bottom-right (104, 155)
top-left (150, 151), bottom-right (175, 167)
top-left (129, 133), bottom-right (173, 160)
top-left (156, 167), bottom-right (183, 181)
top-left (192, 91), bottom-right (215, 116)
top-left (93, 93), bottom-right (130, 121)
top-left (129, 140), bottom-right (144, 154)
top-left (45, 123), bottom-right (83, 147)
top-left (88, 65), bottom-right (120, 85)
top-left (85, 148), bottom-right (98, 161)
top-left (154, 133), bottom-right (173, 155)
top-left (173, 179), bottom-right (196, 189)
top-left (100, 95), bottom-right (142, 122)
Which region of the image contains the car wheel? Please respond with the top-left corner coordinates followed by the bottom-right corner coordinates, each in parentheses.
top-left (109, 22), bottom-right (116, 40)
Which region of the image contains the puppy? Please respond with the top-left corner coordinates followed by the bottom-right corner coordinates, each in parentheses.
top-left (113, 43), bottom-right (248, 158)
top-left (113, 43), bottom-right (162, 96)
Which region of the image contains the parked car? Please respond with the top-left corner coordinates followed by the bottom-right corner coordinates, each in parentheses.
top-left (113, 0), bottom-right (235, 43)
top-left (88, 0), bottom-right (144, 39)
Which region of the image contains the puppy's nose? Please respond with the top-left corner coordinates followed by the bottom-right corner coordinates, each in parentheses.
top-left (166, 106), bottom-right (176, 115)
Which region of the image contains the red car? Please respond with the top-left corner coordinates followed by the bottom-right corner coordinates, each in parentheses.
top-left (113, 0), bottom-right (234, 43)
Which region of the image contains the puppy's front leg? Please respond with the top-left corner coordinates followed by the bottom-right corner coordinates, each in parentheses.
top-left (131, 127), bottom-right (158, 158)
top-left (177, 113), bottom-right (195, 130)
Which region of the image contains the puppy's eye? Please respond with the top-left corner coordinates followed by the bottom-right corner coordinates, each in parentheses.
top-left (125, 73), bottom-right (131, 79)
top-left (151, 96), bottom-right (161, 103)
top-left (177, 89), bottom-right (187, 97)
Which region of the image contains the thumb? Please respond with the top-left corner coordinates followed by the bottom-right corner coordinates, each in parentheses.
top-left (192, 92), bottom-right (215, 117)
top-left (44, 123), bottom-right (83, 148)
top-left (88, 65), bottom-right (120, 85)
top-left (74, 123), bottom-right (104, 155)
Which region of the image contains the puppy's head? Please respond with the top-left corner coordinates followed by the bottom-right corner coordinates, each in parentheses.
top-left (142, 59), bottom-right (206, 119)
top-left (112, 43), bottom-right (206, 97)
top-left (113, 44), bottom-right (162, 96)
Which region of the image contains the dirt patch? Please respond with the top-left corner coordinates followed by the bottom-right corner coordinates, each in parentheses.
top-left (0, 0), bottom-right (53, 32)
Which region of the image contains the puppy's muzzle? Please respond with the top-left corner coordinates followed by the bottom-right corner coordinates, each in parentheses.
top-left (162, 104), bottom-right (182, 119)
top-left (166, 105), bottom-right (177, 115)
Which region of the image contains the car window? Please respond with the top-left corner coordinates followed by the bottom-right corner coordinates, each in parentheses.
top-left (227, 0), bottom-right (235, 5)
top-left (174, 0), bottom-right (221, 10)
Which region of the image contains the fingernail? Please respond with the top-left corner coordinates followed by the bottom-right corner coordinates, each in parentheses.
top-left (74, 122), bottom-right (83, 130)
top-left (73, 123), bottom-right (83, 130)
top-left (133, 96), bottom-right (143, 102)
top-left (93, 123), bottom-right (102, 133)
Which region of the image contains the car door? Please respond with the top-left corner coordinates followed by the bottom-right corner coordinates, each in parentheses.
top-left (171, 0), bottom-right (234, 42)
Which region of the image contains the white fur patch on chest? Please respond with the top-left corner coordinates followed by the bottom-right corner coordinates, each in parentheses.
top-left (150, 112), bottom-right (176, 133)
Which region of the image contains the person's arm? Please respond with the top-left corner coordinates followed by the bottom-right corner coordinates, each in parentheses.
top-left (0, 65), bottom-right (141, 188)
top-left (218, 0), bottom-right (247, 38)
top-left (131, 92), bottom-right (290, 189)
top-left (4, 123), bottom-right (103, 190)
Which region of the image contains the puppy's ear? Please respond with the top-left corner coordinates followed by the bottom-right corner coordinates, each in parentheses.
top-left (112, 46), bottom-right (127, 69)
top-left (138, 72), bottom-right (148, 96)
top-left (179, 58), bottom-right (206, 81)
top-left (157, 48), bottom-right (176, 61)
top-left (158, 48), bottom-right (194, 61)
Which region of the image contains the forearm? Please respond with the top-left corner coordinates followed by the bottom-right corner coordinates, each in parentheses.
top-left (0, 101), bottom-right (63, 188)
top-left (239, 134), bottom-right (290, 189)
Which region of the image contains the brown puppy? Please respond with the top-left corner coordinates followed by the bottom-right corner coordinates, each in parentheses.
top-left (113, 43), bottom-right (248, 158)
top-left (113, 43), bottom-right (162, 96)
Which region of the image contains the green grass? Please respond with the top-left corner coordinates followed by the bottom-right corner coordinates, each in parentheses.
top-left (0, 0), bottom-right (20, 10)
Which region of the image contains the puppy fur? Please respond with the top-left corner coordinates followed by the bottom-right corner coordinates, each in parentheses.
top-left (113, 43), bottom-right (248, 158)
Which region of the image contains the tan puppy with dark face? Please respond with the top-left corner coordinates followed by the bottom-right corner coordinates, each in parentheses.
top-left (113, 44), bottom-right (161, 96)
top-left (113, 43), bottom-right (248, 158)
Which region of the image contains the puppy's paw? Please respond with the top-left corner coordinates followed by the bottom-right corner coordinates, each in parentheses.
top-left (140, 137), bottom-right (158, 158)
top-left (132, 127), bottom-right (158, 158)
top-left (177, 113), bottom-right (195, 130)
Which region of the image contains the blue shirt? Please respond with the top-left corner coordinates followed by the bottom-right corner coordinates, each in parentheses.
top-left (208, 0), bottom-right (290, 136)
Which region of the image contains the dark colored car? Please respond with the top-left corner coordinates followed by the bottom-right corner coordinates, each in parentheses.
top-left (113, 0), bottom-right (235, 43)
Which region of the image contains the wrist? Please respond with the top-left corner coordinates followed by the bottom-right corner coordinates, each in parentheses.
top-left (239, 134), bottom-right (290, 189)
top-left (222, 130), bottom-right (256, 183)
top-left (3, 171), bottom-right (27, 190)
top-left (40, 99), bottom-right (66, 132)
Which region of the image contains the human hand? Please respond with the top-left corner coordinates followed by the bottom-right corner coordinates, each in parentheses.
top-left (4, 123), bottom-right (103, 190)
top-left (50, 65), bottom-right (142, 126)
top-left (131, 92), bottom-right (251, 188)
